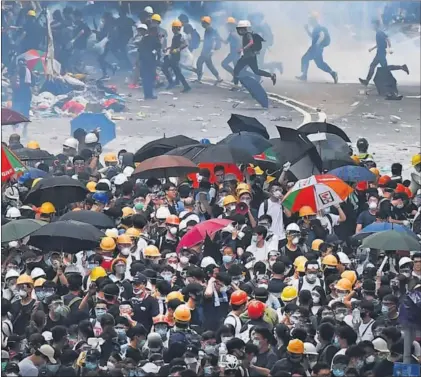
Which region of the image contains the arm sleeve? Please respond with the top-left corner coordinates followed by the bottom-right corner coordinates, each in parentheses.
top-left (356, 212), bottom-right (364, 225)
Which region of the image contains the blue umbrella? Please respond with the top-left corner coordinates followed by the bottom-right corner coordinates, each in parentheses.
top-left (71, 113), bottom-right (116, 146)
top-left (353, 222), bottom-right (418, 242)
top-left (239, 76), bottom-right (269, 108)
top-left (17, 168), bottom-right (48, 184)
top-left (328, 165), bottom-right (376, 182)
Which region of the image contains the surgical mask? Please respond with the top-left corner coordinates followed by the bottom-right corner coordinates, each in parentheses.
top-left (306, 273), bottom-right (317, 283)
top-left (138, 339), bottom-right (146, 349)
top-left (396, 204), bottom-right (404, 209)
top-left (292, 237), bottom-right (299, 245)
top-left (369, 201), bottom-right (378, 210)
top-left (120, 247), bottom-right (131, 256)
top-left (252, 235), bottom-right (258, 243)
top-left (221, 336), bottom-right (233, 344)
top-left (366, 355), bottom-right (376, 364)
top-left (228, 204), bottom-right (236, 212)
top-left (204, 344), bottom-right (216, 355)
top-left (161, 272), bottom-right (173, 282)
top-left (87, 263), bottom-right (98, 270)
top-left (18, 289), bottom-right (27, 298)
top-left (337, 292), bottom-right (347, 299)
top-left (222, 255), bottom-right (233, 264)
top-left (253, 339), bottom-right (260, 347)
top-left (95, 308), bottom-right (106, 319)
top-left (400, 269), bottom-right (411, 278)
top-left (333, 368), bottom-right (345, 377)
top-left (169, 227), bottom-right (178, 236)
top-left (335, 313), bottom-right (345, 322)
top-left (84, 361), bottom-right (97, 370)
top-left (180, 256), bottom-right (189, 264)
top-left (381, 305), bottom-right (389, 315)
top-left (311, 293), bottom-right (320, 304)
top-left (258, 283), bottom-right (268, 289)
top-left (36, 291), bottom-right (45, 301)
top-left (115, 265), bottom-right (125, 274)
top-left (333, 337), bottom-right (340, 347)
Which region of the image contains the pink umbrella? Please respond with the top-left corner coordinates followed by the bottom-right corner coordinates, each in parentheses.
top-left (1, 108), bottom-right (30, 126)
top-left (176, 218), bottom-right (233, 252)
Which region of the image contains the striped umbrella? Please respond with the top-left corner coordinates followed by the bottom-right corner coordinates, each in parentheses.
top-left (282, 174), bottom-right (353, 213)
top-left (1, 145), bottom-right (27, 182)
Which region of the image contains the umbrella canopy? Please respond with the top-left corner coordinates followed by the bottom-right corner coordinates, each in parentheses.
top-left (24, 176), bottom-right (89, 208)
top-left (176, 218), bottom-right (232, 252)
top-left (352, 222), bottom-right (418, 242)
top-left (13, 148), bottom-right (55, 162)
top-left (134, 135), bottom-right (198, 163)
top-left (17, 49), bottom-right (61, 74)
top-left (71, 113), bottom-right (116, 146)
top-left (1, 108), bottom-right (30, 125)
top-left (59, 210), bottom-right (115, 229)
top-left (228, 114), bottom-right (270, 139)
top-left (239, 76), bottom-right (269, 108)
top-left (362, 230), bottom-right (421, 251)
top-left (282, 174), bottom-right (353, 212)
top-left (329, 165), bottom-right (376, 183)
top-left (298, 121), bottom-right (351, 142)
top-left (27, 167), bottom-right (49, 179)
top-left (28, 220), bottom-right (105, 253)
top-left (166, 143), bottom-right (255, 164)
top-left (218, 132), bottom-right (273, 156)
top-left (1, 145), bottom-right (27, 181)
top-left (1, 219), bottom-right (47, 244)
top-left (187, 163), bottom-right (243, 188)
top-left (133, 155), bottom-right (198, 179)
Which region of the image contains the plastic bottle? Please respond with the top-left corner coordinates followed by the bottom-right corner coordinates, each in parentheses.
top-left (218, 342), bottom-right (228, 368)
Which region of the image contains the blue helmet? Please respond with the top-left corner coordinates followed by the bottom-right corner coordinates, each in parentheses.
top-left (92, 191), bottom-right (109, 205)
top-left (200, 138), bottom-right (210, 145)
top-left (18, 172), bottom-right (31, 185)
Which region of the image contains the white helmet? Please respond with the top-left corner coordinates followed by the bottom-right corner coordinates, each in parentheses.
top-left (4, 186), bottom-right (20, 201)
top-left (337, 251), bottom-right (351, 265)
top-left (225, 355), bottom-right (239, 370)
top-left (399, 257), bottom-right (413, 268)
top-left (123, 166), bottom-right (134, 177)
top-left (304, 342), bottom-right (318, 355)
top-left (286, 223), bottom-right (300, 233)
top-left (237, 20), bottom-right (251, 28)
top-left (31, 267), bottom-right (46, 279)
top-left (63, 137), bottom-right (78, 149)
top-left (156, 206), bottom-right (171, 220)
top-left (85, 132), bottom-right (98, 144)
top-left (144, 6), bottom-right (153, 14)
top-left (6, 207), bottom-right (21, 219)
top-left (201, 256), bottom-right (217, 268)
top-left (98, 178), bottom-right (111, 190)
top-left (5, 269), bottom-right (20, 280)
top-left (136, 22), bottom-right (148, 30)
top-left (372, 337), bottom-right (389, 353)
top-left (105, 228), bottom-right (119, 238)
top-left (113, 173), bottom-right (128, 186)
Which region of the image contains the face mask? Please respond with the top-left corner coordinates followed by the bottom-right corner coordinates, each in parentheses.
top-left (306, 273), bottom-right (317, 283)
top-left (333, 337), bottom-right (340, 347)
top-left (258, 283), bottom-right (268, 290)
top-left (222, 255), bottom-right (233, 264)
top-left (369, 201), bottom-right (378, 210)
top-left (204, 344), bottom-right (216, 355)
top-left (252, 235), bottom-right (258, 243)
top-left (138, 339), bottom-right (146, 349)
top-left (36, 291), bottom-right (45, 301)
top-left (161, 273), bottom-right (173, 282)
top-left (396, 204), bottom-right (404, 209)
top-left (185, 357), bottom-right (197, 364)
top-left (156, 328), bottom-right (168, 339)
top-left (381, 305), bottom-right (389, 315)
top-left (333, 368), bottom-right (345, 377)
top-left (292, 237), bottom-right (299, 245)
top-left (120, 247), bottom-right (131, 256)
top-left (169, 227), bottom-right (178, 236)
top-left (228, 204), bottom-right (236, 212)
top-left (180, 256), bottom-right (189, 264)
top-left (18, 289), bottom-right (27, 298)
top-left (1, 362), bottom-right (7, 371)
top-left (87, 263), bottom-right (98, 270)
top-left (253, 339), bottom-right (260, 347)
top-left (337, 292), bottom-right (347, 299)
top-left (84, 361), bottom-right (97, 370)
top-left (95, 308), bottom-right (106, 319)
top-left (204, 366), bottom-right (213, 376)
top-left (366, 355), bottom-right (376, 364)
top-left (335, 313), bottom-right (345, 322)
top-left (312, 293), bottom-right (320, 304)
top-left (221, 336), bottom-right (233, 344)
top-left (115, 265), bottom-right (125, 274)
top-left (251, 356), bottom-right (257, 364)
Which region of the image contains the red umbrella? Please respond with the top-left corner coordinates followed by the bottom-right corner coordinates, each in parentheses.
top-left (1, 108), bottom-right (30, 126)
top-left (176, 218), bottom-right (232, 252)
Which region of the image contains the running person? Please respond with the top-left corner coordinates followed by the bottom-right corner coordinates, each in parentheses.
top-left (221, 17), bottom-right (241, 77)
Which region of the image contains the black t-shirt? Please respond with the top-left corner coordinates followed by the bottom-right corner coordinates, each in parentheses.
top-left (282, 245), bottom-right (303, 263)
top-left (125, 345), bottom-right (142, 363)
top-left (10, 299), bottom-right (37, 336)
top-left (357, 210), bottom-right (376, 228)
top-left (376, 30), bottom-right (388, 52)
top-left (130, 295), bottom-right (159, 332)
top-left (268, 277), bottom-right (286, 295)
top-left (379, 198), bottom-right (393, 217)
top-left (73, 20), bottom-right (91, 49)
top-left (43, 313), bottom-right (67, 331)
top-left (255, 348), bottom-right (278, 370)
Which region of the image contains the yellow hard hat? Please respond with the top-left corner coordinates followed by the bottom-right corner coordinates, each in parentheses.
top-left (227, 17), bottom-right (236, 24)
top-left (27, 10), bottom-right (36, 17)
top-left (16, 274), bottom-right (34, 286)
top-left (311, 239), bottom-right (324, 251)
top-left (201, 16), bottom-right (211, 24)
top-left (27, 140), bottom-right (40, 149)
top-left (266, 175), bottom-right (275, 184)
top-left (111, 257), bottom-right (127, 270)
top-left (287, 339), bottom-right (304, 354)
top-left (223, 195), bottom-right (237, 206)
top-left (341, 270), bottom-right (357, 286)
top-left (299, 206), bottom-right (316, 217)
top-left (335, 278), bottom-right (352, 291)
top-left (117, 234), bottom-right (132, 244)
top-left (32, 178), bottom-right (42, 188)
top-left (166, 291), bottom-right (185, 303)
top-left (86, 181), bottom-right (97, 192)
top-left (40, 202), bottom-right (56, 214)
top-left (122, 207), bottom-right (135, 218)
top-left (293, 256), bottom-right (308, 272)
top-left (236, 182), bottom-right (250, 194)
top-left (103, 153), bottom-right (118, 163)
top-left (144, 245), bottom-right (161, 257)
top-left (126, 227), bottom-right (141, 238)
top-left (90, 266), bottom-right (107, 281)
top-left (172, 20), bottom-right (182, 27)
top-left (238, 189), bottom-right (252, 198)
top-left (322, 254), bottom-right (338, 267)
top-left (351, 155), bottom-right (361, 165)
top-left (281, 286), bottom-right (298, 302)
top-left (72, 207), bottom-right (82, 211)
top-left (254, 166), bottom-right (264, 175)
top-left (369, 167), bottom-right (380, 177)
top-left (34, 278), bottom-right (46, 288)
top-left (100, 237), bottom-right (116, 251)
top-left (174, 304), bottom-right (192, 322)
top-left (151, 14), bottom-right (162, 22)
top-left (412, 153), bottom-right (421, 167)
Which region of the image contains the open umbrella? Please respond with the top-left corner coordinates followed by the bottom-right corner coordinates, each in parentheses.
top-left (352, 222), bottom-right (418, 242)
top-left (176, 218), bottom-right (232, 252)
top-left (218, 132), bottom-right (272, 156)
top-left (228, 114), bottom-right (270, 139)
top-left (1, 145), bottom-right (27, 181)
top-left (329, 165), bottom-right (376, 183)
top-left (133, 155), bottom-right (198, 179)
top-left (28, 220), bottom-right (105, 253)
top-left (134, 135), bottom-right (198, 162)
top-left (362, 230), bottom-right (421, 251)
top-left (71, 113), bottom-right (116, 146)
top-left (167, 143), bottom-right (255, 164)
top-left (187, 163), bottom-right (243, 188)
top-left (282, 174), bottom-right (353, 213)
top-left (298, 121), bottom-right (351, 142)
top-left (1, 108), bottom-right (30, 126)
top-left (17, 49), bottom-right (61, 73)
top-left (13, 148), bottom-right (55, 162)
top-left (1, 219), bottom-right (47, 244)
top-left (59, 210), bottom-right (115, 229)
top-left (24, 176), bottom-right (89, 208)
top-left (239, 76), bottom-right (269, 108)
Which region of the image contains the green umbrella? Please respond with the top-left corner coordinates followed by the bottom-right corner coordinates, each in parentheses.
top-left (362, 229), bottom-right (421, 251)
top-left (3, 145), bottom-right (27, 174)
top-left (1, 219), bottom-right (47, 244)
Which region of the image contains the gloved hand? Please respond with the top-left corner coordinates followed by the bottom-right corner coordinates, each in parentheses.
top-left (283, 161), bottom-right (291, 172)
top-left (402, 220), bottom-right (410, 227)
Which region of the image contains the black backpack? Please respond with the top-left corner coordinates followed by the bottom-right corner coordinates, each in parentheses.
top-left (251, 33), bottom-right (265, 52)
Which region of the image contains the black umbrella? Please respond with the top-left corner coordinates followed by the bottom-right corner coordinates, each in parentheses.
top-left (298, 122), bottom-right (351, 142)
top-left (28, 220), bottom-right (104, 254)
top-left (166, 143), bottom-right (255, 164)
top-left (24, 176), bottom-right (89, 209)
top-left (13, 148), bottom-right (55, 161)
top-left (228, 114), bottom-right (270, 139)
top-left (239, 76), bottom-right (269, 108)
top-left (134, 135), bottom-right (198, 162)
top-left (218, 132), bottom-right (272, 155)
top-left (59, 210), bottom-right (115, 229)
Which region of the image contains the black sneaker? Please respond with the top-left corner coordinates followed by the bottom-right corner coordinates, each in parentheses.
top-left (271, 73), bottom-right (277, 85)
top-left (332, 71), bottom-right (338, 84)
top-left (181, 87), bottom-right (191, 93)
top-left (295, 75), bottom-right (307, 81)
top-left (359, 78), bottom-right (368, 86)
top-left (402, 64), bottom-right (410, 75)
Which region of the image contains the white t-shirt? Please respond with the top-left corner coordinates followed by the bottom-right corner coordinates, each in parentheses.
top-left (358, 319), bottom-right (374, 341)
top-left (18, 357), bottom-right (38, 377)
top-left (319, 214), bottom-right (340, 235)
top-left (258, 199), bottom-right (285, 240)
top-left (224, 312), bottom-right (242, 336)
